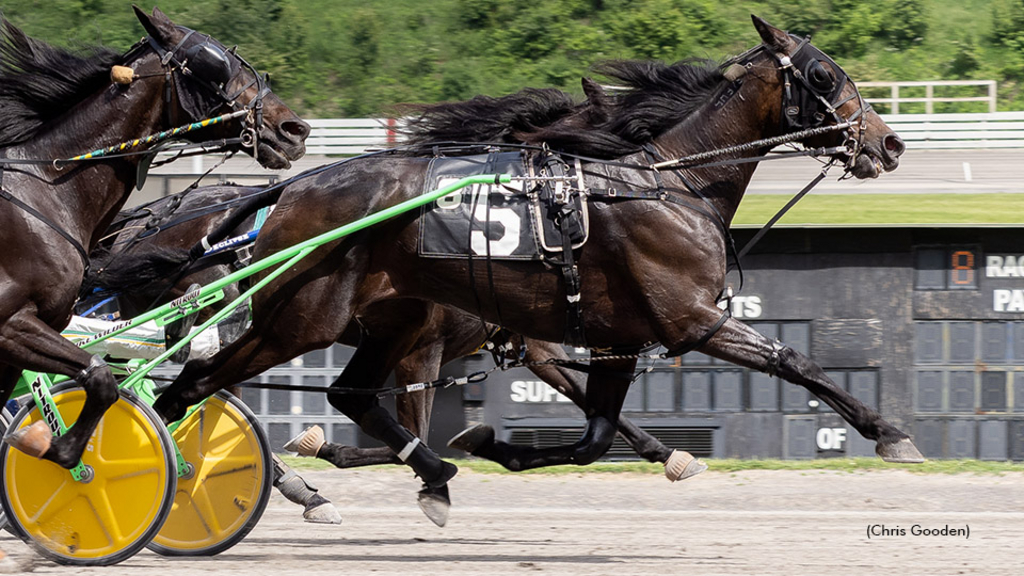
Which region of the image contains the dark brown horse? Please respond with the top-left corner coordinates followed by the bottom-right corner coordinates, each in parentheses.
top-left (0, 7), bottom-right (308, 469)
top-left (83, 182), bottom-right (705, 524)
top-left (147, 17), bottom-right (918, 498)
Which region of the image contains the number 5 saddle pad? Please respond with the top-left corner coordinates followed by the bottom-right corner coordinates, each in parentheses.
top-left (417, 150), bottom-right (589, 260)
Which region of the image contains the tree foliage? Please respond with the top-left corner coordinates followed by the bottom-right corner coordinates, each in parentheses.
top-left (0, 0), bottom-right (1018, 114)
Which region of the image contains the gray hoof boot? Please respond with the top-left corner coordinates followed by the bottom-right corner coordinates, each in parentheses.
top-left (876, 437), bottom-right (926, 463)
top-left (663, 450), bottom-right (708, 482)
top-left (417, 484), bottom-right (451, 527)
top-left (447, 424), bottom-right (494, 453)
top-left (302, 493), bottom-right (342, 524)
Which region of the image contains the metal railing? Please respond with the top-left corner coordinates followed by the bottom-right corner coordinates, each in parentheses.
top-left (880, 111), bottom-right (1024, 149)
top-left (859, 80), bottom-right (997, 114)
top-left (302, 111), bottom-right (1024, 152)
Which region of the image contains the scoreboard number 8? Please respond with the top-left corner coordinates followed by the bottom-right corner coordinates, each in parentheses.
top-left (947, 248), bottom-right (978, 290)
top-left (950, 250), bottom-right (975, 286)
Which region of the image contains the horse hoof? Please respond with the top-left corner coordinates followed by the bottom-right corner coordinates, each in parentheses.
top-left (663, 450), bottom-right (708, 482)
top-left (302, 494), bottom-right (342, 525)
top-left (447, 424), bottom-right (494, 453)
top-left (4, 421), bottom-right (52, 458)
top-left (284, 425), bottom-right (325, 457)
top-left (417, 484), bottom-right (451, 527)
top-left (876, 438), bottom-right (926, 463)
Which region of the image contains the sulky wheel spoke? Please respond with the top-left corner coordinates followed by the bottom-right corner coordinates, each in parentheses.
top-left (87, 485), bottom-right (124, 545)
top-left (189, 481), bottom-right (225, 537)
top-left (92, 458), bottom-right (165, 481)
top-left (201, 455), bottom-right (259, 479)
top-left (29, 477), bottom-right (78, 525)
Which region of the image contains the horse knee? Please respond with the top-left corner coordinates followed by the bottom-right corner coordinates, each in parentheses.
top-left (572, 416), bottom-right (617, 465)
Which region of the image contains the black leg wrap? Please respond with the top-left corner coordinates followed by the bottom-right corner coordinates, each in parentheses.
top-left (572, 416), bottom-right (617, 465)
top-left (360, 407), bottom-right (457, 488)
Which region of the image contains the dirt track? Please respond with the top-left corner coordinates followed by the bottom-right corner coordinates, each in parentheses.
top-left (2, 467), bottom-right (1023, 575)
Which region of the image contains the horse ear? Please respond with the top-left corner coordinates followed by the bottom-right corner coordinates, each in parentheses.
top-left (751, 15), bottom-right (791, 52)
top-left (133, 5), bottom-right (177, 44)
top-left (581, 77), bottom-right (608, 108)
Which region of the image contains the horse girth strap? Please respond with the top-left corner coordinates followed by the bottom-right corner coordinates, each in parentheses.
top-left (0, 153), bottom-right (91, 273)
top-left (538, 153), bottom-right (587, 348)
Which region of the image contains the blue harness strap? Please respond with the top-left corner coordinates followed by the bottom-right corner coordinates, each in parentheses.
top-left (201, 205), bottom-right (272, 257)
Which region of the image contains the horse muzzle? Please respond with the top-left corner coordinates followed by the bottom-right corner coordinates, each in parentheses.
top-left (255, 118), bottom-right (310, 169)
top-left (849, 132), bottom-right (905, 179)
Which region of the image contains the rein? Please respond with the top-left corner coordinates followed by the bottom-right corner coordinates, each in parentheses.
top-left (0, 30), bottom-right (272, 278)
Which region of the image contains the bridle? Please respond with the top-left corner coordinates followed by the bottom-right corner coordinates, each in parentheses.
top-left (129, 26), bottom-right (272, 149)
top-left (733, 33), bottom-right (872, 174)
top-left (0, 27), bottom-right (275, 273)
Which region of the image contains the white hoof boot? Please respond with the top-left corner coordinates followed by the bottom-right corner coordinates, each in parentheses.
top-left (284, 425), bottom-right (325, 458)
top-left (663, 450), bottom-right (708, 482)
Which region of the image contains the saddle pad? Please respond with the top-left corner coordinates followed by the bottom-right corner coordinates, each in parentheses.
top-left (418, 151), bottom-right (589, 260)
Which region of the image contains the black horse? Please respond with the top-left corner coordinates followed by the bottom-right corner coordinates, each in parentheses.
top-left (151, 17), bottom-right (919, 495)
top-left (83, 182), bottom-right (706, 524)
top-left (0, 7), bottom-right (307, 469)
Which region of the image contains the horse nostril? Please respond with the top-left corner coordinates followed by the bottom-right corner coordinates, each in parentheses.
top-left (883, 133), bottom-right (905, 158)
top-left (282, 119), bottom-right (311, 142)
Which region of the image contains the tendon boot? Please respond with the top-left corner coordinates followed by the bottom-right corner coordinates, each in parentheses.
top-left (272, 454), bottom-right (342, 524)
top-left (360, 406), bottom-right (457, 489)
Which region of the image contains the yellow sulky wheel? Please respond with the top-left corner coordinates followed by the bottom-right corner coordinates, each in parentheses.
top-left (148, 390), bottom-right (272, 556)
top-left (0, 383), bottom-right (176, 566)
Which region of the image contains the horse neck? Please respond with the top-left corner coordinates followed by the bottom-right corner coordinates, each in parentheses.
top-left (650, 97), bottom-right (779, 227)
top-left (16, 82), bottom-right (166, 248)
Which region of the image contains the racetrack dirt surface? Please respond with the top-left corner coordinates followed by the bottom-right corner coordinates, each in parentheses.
top-left (2, 466), bottom-right (1022, 575)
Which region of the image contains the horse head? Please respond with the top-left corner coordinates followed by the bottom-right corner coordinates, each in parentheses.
top-left (747, 15), bottom-right (904, 179)
top-left (130, 6), bottom-right (309, 168)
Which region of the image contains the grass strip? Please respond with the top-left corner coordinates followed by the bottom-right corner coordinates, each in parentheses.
top-left (734, 193), bottom-right (1024, 226)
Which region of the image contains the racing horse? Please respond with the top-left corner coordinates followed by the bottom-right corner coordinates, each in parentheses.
top-left (82, 183), bottom-right (706, 524)
top-left (0, 6), bottom-right (308, 469)
top-left (155, 17), bottom-right (921, 493)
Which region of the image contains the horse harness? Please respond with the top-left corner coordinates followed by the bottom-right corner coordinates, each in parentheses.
top-left (0, 31), bottom-right (273, 280)
top-left (481, 32), bottom-right (873, 361)
top-left (0, 151), bottom-right (91, 272)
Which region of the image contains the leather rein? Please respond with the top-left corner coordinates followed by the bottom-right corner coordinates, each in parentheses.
top-left (0, 32), bottom-right (272, 273)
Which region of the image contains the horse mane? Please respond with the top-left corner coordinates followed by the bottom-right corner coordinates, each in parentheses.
top-left (401, 59), bottom-right (726, 158)
top-left (0, 18), bottom-right (122, 147)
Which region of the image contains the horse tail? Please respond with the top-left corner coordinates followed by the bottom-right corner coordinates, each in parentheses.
top-left (80, 244), bottom-right (191, 299)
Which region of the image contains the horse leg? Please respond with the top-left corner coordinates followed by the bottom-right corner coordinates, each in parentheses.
top-left (153, 327), bottom-right (302, 424)
top-left (394, 345), bottom-right (446, 525)
top-left (449, 353), bottom-right (636, 471)
top-left (0, 310), bottom-right (118, 468)
top-left (271, 453), bottom-right (342, 524)
top-left (682, 310), bottom-right (923, 462)
top-left (322, 316), bottom-right (457, 490)
top-left (519, 339), bottom-right (706, 481)
top-left (218, 385), bottom-right (342, 526)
